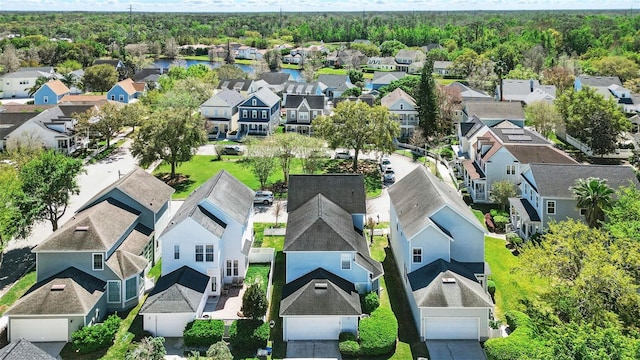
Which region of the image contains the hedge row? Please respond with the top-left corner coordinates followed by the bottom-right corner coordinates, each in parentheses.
top-left (229, 319), bottom-right (269, 350)
top-left (358, 307), bottom-right (398, 356)
top-left (71, 314), bottom-right (122, 353)
top-left (183, 320), bottom-right (225, 347)
top-left (484, 311), bottom-right (550, 360)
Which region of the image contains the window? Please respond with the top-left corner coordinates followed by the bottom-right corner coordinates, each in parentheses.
top-left (174, 245), bottom-right (180, 260)
top-left (110, 95), bottom-right (115, 100)
top-left (261, 110), bottom-right (267, 119)
top-left (43, 96), bottom-right (48, 103)
top-left (291, 111), bottom-right (296, 119)
top-left (125, 277), bottom-right (137, 301)
top-left (119, 95), bottom-right (124, 101)
top-left (195, 245), bottom-right (204, 262)
top-left (242, 110), bottom-right (248, 118)
top-left (252, 99), bottom-right (257, 106)
top-left (535, 195), bottom-right (539, 208)
top-left (107, 281), bottom-right (121, 303)
top-left (546, 200), bottom-right (556, 215)
top-left (252, 110), bottom-right (257, 119)
top-left (412, 248), bottom-right (422, 263)
top-left (92, 253), bottom-right (104, 271)
top-left (226, 260), bottom-right (238, 276)
top-left (524, 184), bottom-right (529, 197)
top-left (341, 253), bottom-right (351, 270)
top-left (205, 245), bottom-right (214, 262)
top-left (400, 104), bottom-right (404, 110)
top-left (506, 165), bottom-right (516, 175)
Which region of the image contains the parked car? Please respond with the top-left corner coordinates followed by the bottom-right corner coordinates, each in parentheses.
top-left (380, 157), bottom-right (391, 172)
top-left (220, 145), bottom-right (243, 155)
top-left (254, 190), bottom-right (274, 205)
top-left (383, 169), bottom-right (396, 183)
top-left (335, 151), bottom-right (353, 160)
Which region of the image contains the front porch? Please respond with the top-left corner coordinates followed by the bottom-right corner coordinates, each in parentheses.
top-left (461, 160), bottom-right (488, 202)
top-left (508, 197), bottom-right (541, 239)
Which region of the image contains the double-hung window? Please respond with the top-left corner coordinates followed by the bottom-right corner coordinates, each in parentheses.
top-left (92, 253), bottom-right (104, 271)
top-left (412, 248), bottom-right (422, 263)
top-left (506, 165), bottom-right (516, 175)
top-left (546, 200), bottom-right (556, 215)
top-left (195, 245), bottom-right (204, 262)
top-left (174, 245), bottom-right (180, 260)
top-left (205, 245), bottom-right (214, 262)
top-left (341, 254), bottom-right (351, 270)
top-left (226, 260), bottom-right (239, 276)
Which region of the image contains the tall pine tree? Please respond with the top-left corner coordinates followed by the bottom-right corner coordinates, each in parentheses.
top-left (416, 60), bottom-right (439, 143)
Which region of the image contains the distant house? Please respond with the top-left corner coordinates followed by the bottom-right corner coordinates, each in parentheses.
top-left (283, 94), bottom-right (326, 134)
top-left (107, 78), bottom-right (146, 103)
top-left (92, 59), bottom-right (124, 71)
top-left (317, 74), bottom-right (352, 99)
top-left (371, 71), bottom-right (406, 91)
top-left (509, 164), bottom-right (640, 239)
top-left (33, 79), bottom-right (70, 105)
top-left (217, 79), bottom-right (260, 97)
top-left (575, 76), bottom-right (639, 113)
top-left (333, 94), bottom-right (376, 107)
top-left (325, 49), bottom-right (367, 69)
top-left (257, 72), bottom-right (293, 94)
top-left (200, 89), bottom-right (245, 138)
top-left (237, 87), bottom-right (281, 136)
top-left (463, 101), bottom-right (526, 128)
top-left (496, 79), bottom-right (556, 104)
top-left (0, 67), bottom-right (57, 99)
top-left (366, 57), bottom-right (397, 71)
top-left (282, 53), bottom-right (303, 65)
top-left (381, 88), bottom-right (418, 140)
top-left (389, 166), bottom-right (492, 340)
top-left (394, 49), bottom-right (426, 72)
top-left (0, 338), bottom-right (56, 359)
top-left (0, 104), bottom-right (53, 150)
top-left (446, 82), bottom-right (492, 103)
top-left (433, 61), bottom-right (454, 76)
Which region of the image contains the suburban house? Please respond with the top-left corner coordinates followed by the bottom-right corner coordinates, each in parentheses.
top-left (381, 88), bottom-right (418, 140)
top-left (236, 45), bottom-right (260, 60)
top-left (433, 61), bottom-right (455, 76)
top-left (0, 338), bottom-right (56, 359)
top-left (140, 170), bottom-right (255, 337)
top-left (366, 57), bottom-right (397, 71)
top-left (317, 74), bottom-right (352, 99)
top-left (33, 79), bottom-right (70, 105)
top-left (371, 71), bottom-right (406, 91)
top-left (462, 101), bottom-right (526, 128)
top-left (282, 53), bottom-right (303, 65)
top-left (283, 94), bottom-right (327, 134)
top-left (446, 82), bottom-right (492, 103)
top-left (0, 66), bottom-right (57, 99)
top-left (0, 104), bottom-right (53, 150)
top-left (575, 75), bottom-right (639, 113)
top-left (93, 59), bottom-right (124, 71)
top-left (509, 164), bottom-right (640, 239)
top-left (388, 166), bottom-right (493, 341)
top-left (134, 67), bottom-right (164, 89)
top-left (257, 72), bottom-right (293, 94)
top-left (333, 94), bottom-right (376, 107)
top-left (217, 79), bottom-right (260, 97)
top-left (280, 175), bottom-right (383, 341)
top-left (325, 49), bottom-right (367, 69)
top-left (496, 79), bottom-right (556, 104)
top-left (107, 78), bottom-right (146, 103)
top-left (281, 81), bottom-right (324, 103)
top-left (200, 89), bottom-right (245, 138)
top-left (394, 49), bottom-right (426, 72)
top-left (237, 87), bottom-right (281, 136)
top-left (5, 168), bottom-right (173, 342)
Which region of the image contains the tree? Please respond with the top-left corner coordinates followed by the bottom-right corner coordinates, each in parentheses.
top-left (297, 136), bottom-right (325, 174)
top-left (263, 49), bottom-right (282, 71)
top-left (126, 337), bottom-right (166, 360)
top-left (524, 101), bottom-right (562, 138)
top-left (0, 165), bottom-right (35, 253)
top-left (415, 60), bottom-right (439, 142)
top-left (505, 65), bottom-right (539, 80)
top-left (264, 133), bottom-right (305, 186)
top-left (245, 140), bottom-right (278, 190)
top-left (451, 48), bottom-right (480, 78)
top-left (436, 84), bottom-right (462, 136)
top-left (542, 66), bottom-right (575, 92)
top-left (206, 341), bottom-right (232, 360)
top-left (216, 64), bottom-right (246, 80)
top-left (301, 51), bottom-right (324, 82)
top-left (347, 69), bottom-right (364, 86)
top-left (489, 180), bottom-right (517, 211)
top-left (605, 186), bottom-right (640, 243)
top-left (83, 64), bottom-right (119, 92)
top-left (571, 177), bottom-right (614, 229)
top-left (379, 40), bottom-right (407, 57)
top-left (59, 72), bottom-right (79, 89)
top-left (27, 76), bottom-right (50, 97)
top-left (341, 87), bottom-right (362, 97)
top-left (19, 150), bottom-right (84, 231)
top-left (623, 78), bottom-right (640, 94)
top-left (313, 100), bottom-right (399, 170)
top-left (5, 130), bottom-right (45, 166)
top-left (241, 283), bottom-right (268, 319)
top-left (377, 75), bottom-right (420, 99)
top-left (56, 59), bottom-right (83, 75)
top-left (87, 103), bottom-right (125, 148)
top-left (132, 108), bottom-right (206, 178)
top-left (589, 56), bottom-right (640, 83)
top-left (164, 37), bottom-right (179, 59)
top-left (0, 44), bottom-right (21, 74)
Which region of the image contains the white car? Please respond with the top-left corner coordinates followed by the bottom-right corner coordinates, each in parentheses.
top-left (383, 169), bottom-right (396, 183)
top-left (254, 190), bottom-right (274, 205)
top-left (335, 151), bottom-right (353, 160)
top-left (380, 157), bottom-right (391, 172)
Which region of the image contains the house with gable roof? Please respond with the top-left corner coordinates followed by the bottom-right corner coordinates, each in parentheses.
top-left (388, 166), bottom-right (493, 340)
top-left (140, 170), bottom-right (255, 337)
top-left (0, 104), bottom-right (53, 150)
top-left (280, 174), bottom-right (383, 341)
top-left (462, 101), bottom-right (526, 128)
top-left (200, 89), bottom-right (245, 138)
top-left (237, 87), bottom-right (281, 136)
top-left (317, 74), bottom-right (352, 99)
top-left (217, 79), bottom-right (260, 97)
top-left (283, 94), bottom-right (326, 135)
top-left (0, 338), bottom-right (56, 359)
top-left (0, 66), bottom-right (57, 99)
top-left (106, 78), bottom-right (146, 103)
top-left (33, 79), bottom-right (70, 105)
top-left (381, 87), bottom-right (418, 140)
top-left (496, 79), bottom-right (556, 104)
top-left (371, 71), bottom-right (406, 91)
top-left (395, 49), bottom-right (426, 72)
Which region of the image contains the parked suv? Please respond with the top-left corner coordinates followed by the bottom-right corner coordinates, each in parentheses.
top-left (254, 190), bottom-right (274, 205)
top-left (383, 168), bottom-right (396, 183)
top-left (220, 145), bottom-right (242, 155)
top-left (380, 157), bottom-right (391, 172)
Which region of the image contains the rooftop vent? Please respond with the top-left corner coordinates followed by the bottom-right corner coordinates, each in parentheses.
top-left (75, 226), bottom-right (89, 231)
top-left (442, 277), bottom-right (457, 284)
top-left (315, 282), bottom-right (328, 290)
top-left (51, 284), bottom-right (66, 291)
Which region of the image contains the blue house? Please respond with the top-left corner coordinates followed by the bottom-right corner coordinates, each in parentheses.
top-left (33, 80), bottom-right (70, 105)
top-left (237, 87), bottom-right (281, 136)
top-left (107, 78), bottom-right (145, 104)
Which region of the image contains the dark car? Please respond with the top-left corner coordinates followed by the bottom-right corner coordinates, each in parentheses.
top-left (220, 145), bottom-right (243, 155)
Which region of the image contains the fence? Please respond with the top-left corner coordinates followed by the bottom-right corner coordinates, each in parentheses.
top-left (564, 134), bottom-right (633, 159)
top-left (248, 247), bottom-right (276, 301)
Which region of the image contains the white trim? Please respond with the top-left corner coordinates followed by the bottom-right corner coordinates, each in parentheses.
top-left (92, 253), bottom-right (104, 271)
top-left (107, 280), bottom-right (121, 304)
top-left (546, 200), bottom-right (556, 215)
top-left (412, 247), bottom-right (423, 264)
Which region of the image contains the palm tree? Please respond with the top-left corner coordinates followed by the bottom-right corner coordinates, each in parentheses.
top-left (27, 76), bottom-right (50, 97)
top-left (60, 73), bottom-right (78, 89)
top-left (571, 177), bottom-right (614, 228)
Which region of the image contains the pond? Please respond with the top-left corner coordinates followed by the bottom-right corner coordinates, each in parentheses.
top-left (152, 59), bottom-right (304, 82)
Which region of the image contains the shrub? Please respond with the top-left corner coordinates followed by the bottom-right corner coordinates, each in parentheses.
top-left (183, 320), bottom-right (225, 347)
top-left (339, 340), bottom-right (360, 357)
top-left (490, 209), bottom-right (509, 218)
top-left (485, 311), bottom-right (550, 360)
top-left (439, 147), bottom-right (454, 160)
top-left (229, 319), bottom-right (269, 350)
top-left (359, 307), bottom-right (397, 356)
top-left (71, 314), bottom-right (122, 353)
top-left (241, 283), bottom-right (268, 319)
top-left (362, 292), bottom-right (380, 314)
top-left (126, 336), bottom-right (166, 360)
top-left (487, 280), bottom-right (496, 299)
top-left (206, 341), bottom-right (233, 360)
top-left (339, 331), bottom-right (357, 341)
top-left (493, 215), bottom-right (508, 232)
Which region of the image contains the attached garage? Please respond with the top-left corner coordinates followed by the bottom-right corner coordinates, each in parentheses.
top-left (10, 318), bottom-right (69, 342)
top-left (284, 317), bottom-right (342, 341)
top-left (425, 317), bottom-right (479, 340)
top-left (142, 313), bottom-right (197, 337)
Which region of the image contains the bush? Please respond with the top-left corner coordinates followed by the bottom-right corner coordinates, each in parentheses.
top-left (126, 336), bottom-right (166, 360)
top-left (490, 209), bottom-right (509, 218)
top-left (206, 341), bottom-right (233, 360)
top-left (339, 331), bottom-right (357, 341)
top-left (359, 307), bottom-right (397, 356)
top-left (439, 147), bottom-right (455, 161)
top-left (241, 283), bottom-right (268, 319)
top-left (72, 314), bottom-right (121, 353)
top-left (485, 311), bottom-right (550, 360)
top-left (487, 280), bottom-right (496, 299)
top-left (183, 320), bottom-right (225, 347)
top-left (362, 292), bottom-right (380, 314)
top-left (229, 319), bottom-right (269, 350)
top-left (493, 215), bottom-right (508, 232)
top-left (339, 340), bottom-right (360, 357)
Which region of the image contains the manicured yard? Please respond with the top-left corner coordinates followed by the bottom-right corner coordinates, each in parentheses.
top-left (246, 263), bottom-right (270, 293)
top-left (0, 270), bottom-right (36, 315)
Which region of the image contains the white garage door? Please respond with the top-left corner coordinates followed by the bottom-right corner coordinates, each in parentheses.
top-left (286, 317), bottom-right (341, 341)
top-left (11, 318), bottom-right (69, 342)
top-left (425, 317), bottom-right (479, 340)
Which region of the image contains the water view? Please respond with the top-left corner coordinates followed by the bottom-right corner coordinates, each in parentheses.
top-left (152, 58), bottom-right (304, 82)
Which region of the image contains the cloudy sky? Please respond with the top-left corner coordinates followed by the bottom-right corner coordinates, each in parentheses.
top-left (2, 0), bottom-right (638, 12)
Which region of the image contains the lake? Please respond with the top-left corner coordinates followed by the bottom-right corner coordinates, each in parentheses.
top-left (152, 59), bottom-right (303, 82)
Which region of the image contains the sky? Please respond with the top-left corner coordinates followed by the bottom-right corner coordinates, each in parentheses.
top-left (1, 0), bottom-right (638, 13)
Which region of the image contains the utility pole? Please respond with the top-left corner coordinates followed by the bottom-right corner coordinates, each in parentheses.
top-left (129, 5), bottom-right (133, 43)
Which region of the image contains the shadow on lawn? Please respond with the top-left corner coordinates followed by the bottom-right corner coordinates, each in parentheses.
top-left (155, 172), bottom-right (195, 194)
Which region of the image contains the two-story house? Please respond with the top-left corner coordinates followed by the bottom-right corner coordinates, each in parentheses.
top-left (395, 49), bottom-right (426, 72)
top-left (0, 66), bottom-right (57, 99)
top-left (141, 170), bottom-right (254, 337)
top-left (462, 101), bottom-right (526, 128)
top-left (317, 74), bottom-right (352, 99)
top-left (237, 87), bottom-right (281, 136)
top-left (432, 61), bottom-right (454, 76)
top-left (33, 79), bottom-right (70, 105)
top-left (381, 88), bottom-right (418, 140)
top-left (107, 78), bottom-right (146, 103)
top-left (509, 164), bottom-right (640, 239)
top-left (200, 89), bottom-right (245, 138)
top-left (281, 81), bottom-right (323, 103)
top-left (6, 168), bottom-right (173, 343)
top-left (283, 94), bottom-right (326, 135)
top-left (0, 104), bottom-right (53, 150)
top-left (389, 166), bottom-right (493, 341)
top-left (280, 175), bottom-right (383, 341)
top-left (496, 79), bottom-right (556, 104)
top-left (217, 79), bottom-right (260, 97)
top-left (366, 57), bottom-right (397, 71)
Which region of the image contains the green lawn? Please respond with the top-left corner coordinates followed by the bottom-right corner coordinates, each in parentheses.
top-left (246, 263), bottom-right (270, 292)
top-left (0, 270), bottom-right (36, 315)
top-left (315, 67), bottom-right (373, 79)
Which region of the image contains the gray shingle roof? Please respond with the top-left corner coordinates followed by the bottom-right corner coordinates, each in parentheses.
top-left (500, 79), bottom-right (556, 100)
top-left (489, 126), bottom-right (550, 145)
top-left (381, 88), bottom-right (415, 107)
top-left (249, 87), bottom-right (280, 107)
top-left (283, 81), bottom-right (321, 95)
top-left (528, 164), bottom-right (640, 198)
top-left (503, 145), bottom-right (576, 165)
top-left (577, 75), bottom-right (622, 87)
top-left (408, 260), bottom-right (492, 308)
top-left (283, 94), bottom-right (325, 110)
top-left (280, 268), bottom-right (361, 316)
top-left (218, 79), bottom-right (253, 92)
top-left (446, 82), bottom-right (491, 100)
top-left (258, 72), bottom-right (292, 85)
top-left (106, 250), bottom-right (148, 280)
top-left (0, 112), bottom-right (37, 140)
top-left (389, 166), bottom-right (483, 239)
top-left (81, 167), bottom-right (174, 214)
top-left (201, 89), bottom-right (245, 108)
top-left (508, 197), bottom-right (540, 222)
top-left (465, 101), bottom-right (525, 120)
top-left (0, 338), bottom-right (56, 360)
top-left (140, 266), bottom-right (208, 314)
top-left (317, 74), bottom-right (349, 88)
top-left (287, 174), bottom-right (366, 214)
top-left (372, 71), bottom-right (407, 83)
top-left (5, 267), bottom-right (106, 316)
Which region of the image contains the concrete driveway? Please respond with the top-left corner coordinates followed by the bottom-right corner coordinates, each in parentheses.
top-left (286, 341), bottom-right (341, 359)
top-left (426, 340), bottom-right (487, 360)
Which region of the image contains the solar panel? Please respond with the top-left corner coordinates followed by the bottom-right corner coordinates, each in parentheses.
top-left (502, 128), bottom-right (525, 135)
top-left (508, 135), bottom-right (532, 141)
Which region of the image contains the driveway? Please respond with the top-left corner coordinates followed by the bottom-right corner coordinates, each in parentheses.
top-left (426, 340), bottom-right (487, 360)
top-left (286, 341), bottom-right (341, 359)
